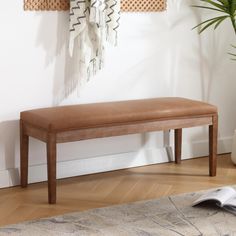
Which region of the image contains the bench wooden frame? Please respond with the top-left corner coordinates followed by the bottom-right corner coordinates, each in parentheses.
top-left (20, 113), bottom-right (218, 204)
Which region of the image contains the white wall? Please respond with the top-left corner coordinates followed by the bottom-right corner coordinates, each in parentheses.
top-left (0, 0), bottom-right (235, 188)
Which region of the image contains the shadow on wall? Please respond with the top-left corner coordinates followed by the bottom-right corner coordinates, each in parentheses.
top-left (36, 12), bottom-right (81, 105)
top-left (167, 0), bottom-right (221, 103)
top-left (160, 0), bottom-right (219, 156)
top-left (0, 120), bottom-right (20, 186)
top-left (190, 0), bottom-right (216, 103)
top-left (189, 0), bottom-right (226, 153)
top-left (33, 4), bottom-right (225, 162)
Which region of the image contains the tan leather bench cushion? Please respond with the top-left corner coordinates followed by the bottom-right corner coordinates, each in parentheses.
top-left (20, 97), bottom-right (217, 132)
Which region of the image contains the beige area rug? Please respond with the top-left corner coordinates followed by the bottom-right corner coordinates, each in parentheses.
top-left (0, 187), bottom-right (236, 236)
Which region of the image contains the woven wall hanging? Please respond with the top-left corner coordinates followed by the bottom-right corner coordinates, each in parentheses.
top-left (24, 0), bottom-right (166, 12)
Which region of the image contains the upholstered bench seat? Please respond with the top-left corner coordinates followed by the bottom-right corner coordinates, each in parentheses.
top-left (21, 98), bottom-right (217, 131)
top-left (20, 97), bottom-right (218, 204)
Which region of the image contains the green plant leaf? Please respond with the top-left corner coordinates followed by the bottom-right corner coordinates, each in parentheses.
top-left (192, 16), bottom-right (229, 32)
top-left (216, 0), bottom-right (229, 7)
top-left (214, 15), bottom-right (229, 29)
top-left (200, 0), bottom-right (228, 11)
top-left (199, 18), bottom-right (225, 33)
top-left (191, 5), bottom-right (226, 13)
top-left (231, 0), bottom-right (236, 14)
top-left (228, 44), bottom-right (236, 60)
top-left (229, 53), bottom-right (236, 59)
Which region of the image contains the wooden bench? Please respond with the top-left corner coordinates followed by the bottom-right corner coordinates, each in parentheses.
top-left (20, 97), bottom-right (218, 204)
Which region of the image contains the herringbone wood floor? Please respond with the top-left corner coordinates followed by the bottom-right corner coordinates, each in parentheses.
top-left (0, 154), bottom-right (235, 226)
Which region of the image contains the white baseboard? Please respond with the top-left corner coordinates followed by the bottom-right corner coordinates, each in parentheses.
top-left (0, 137), bottom-right (232, 188)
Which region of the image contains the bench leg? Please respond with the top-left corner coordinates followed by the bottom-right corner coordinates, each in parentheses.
top-left (20, 120), bottom-right (29, 188)
top-left (174, 129), bottom-right (182, 164)
top-left (209, 115), bottom-right (218, 176)
top-left (47, 133), bottom-right (57, 204)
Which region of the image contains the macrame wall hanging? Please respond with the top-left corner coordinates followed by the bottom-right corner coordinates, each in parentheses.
top-left (24, 0), bottom-right (166, 12)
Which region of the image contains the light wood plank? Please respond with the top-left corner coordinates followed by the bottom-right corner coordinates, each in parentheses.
top-left (0, 154), bottom-right (235, 227)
